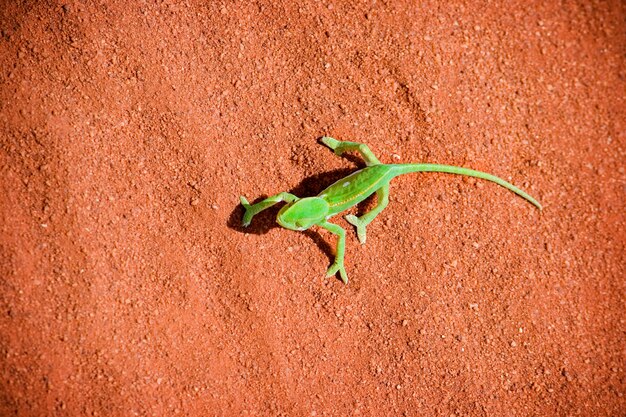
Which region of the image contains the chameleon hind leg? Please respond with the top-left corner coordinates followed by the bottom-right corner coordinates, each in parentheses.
top-left (318, 220), bottom-right (348, 283)
top-left (240, 192), bottom-right (299, 227)
top-left (321, 137), bottom-right (381, 166)
top-left (345, 184), bottom-right (390, 244)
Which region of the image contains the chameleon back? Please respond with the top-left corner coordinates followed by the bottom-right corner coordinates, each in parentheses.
top-left (318, 164), bottom-right (395, 215)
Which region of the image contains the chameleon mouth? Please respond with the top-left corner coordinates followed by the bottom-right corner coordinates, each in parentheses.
top-left (276, 214), bottom-right (296, 231)
top-left (276, 214), bottom-right (310, 231)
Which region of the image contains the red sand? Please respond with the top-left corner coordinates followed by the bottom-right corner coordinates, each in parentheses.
top-left (1, 1), bottom-right (624, 415)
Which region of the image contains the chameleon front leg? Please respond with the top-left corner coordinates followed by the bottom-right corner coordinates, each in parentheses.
top-left (345, 184), bottom-right (390, 244)
top-left (240, 192), bottom-right (299, 227)
top-left (321, 137), bottom-right (382, 166)
top-left (317, 220), bottom-right (348, 284)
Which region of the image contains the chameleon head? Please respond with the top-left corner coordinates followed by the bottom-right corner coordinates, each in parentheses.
top-left (277, 197), bottom-right (330, 231)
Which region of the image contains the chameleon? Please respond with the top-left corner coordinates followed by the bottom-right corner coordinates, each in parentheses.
top-left (240, 137), bottom-right (541, 284)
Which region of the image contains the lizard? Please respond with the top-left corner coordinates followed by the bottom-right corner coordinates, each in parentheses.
top-left (240, 137), bottom-right (541, 284)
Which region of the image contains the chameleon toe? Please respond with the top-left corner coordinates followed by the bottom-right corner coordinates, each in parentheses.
top-left (321, 136), bottom-right (340, 149)
top-left (240, 196), bottom-right (250, 207)
top-left (325, 262), bottom-right (348, 284)
top-left (345, 214), bottom-right (358, 225)
top-left (346, 215), bottom-right (367, 244)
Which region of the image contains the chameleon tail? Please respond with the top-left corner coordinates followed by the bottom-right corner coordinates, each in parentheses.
top-left (392, 163), bottom-right (542, 210)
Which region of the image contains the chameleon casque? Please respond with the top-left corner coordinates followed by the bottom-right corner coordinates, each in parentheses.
top-left (240, 137), bottom-right (541, 283)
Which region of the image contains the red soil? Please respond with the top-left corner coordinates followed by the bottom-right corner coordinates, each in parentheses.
top-left (1, 1), bottom-right (624, 415)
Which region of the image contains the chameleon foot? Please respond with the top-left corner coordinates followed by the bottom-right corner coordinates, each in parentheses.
top-left (326, 261), bottom-right (348, 284)
top-left (345, 214), bottom-right (367, 244)
top-left (240, 196), bottom-right (253, 227)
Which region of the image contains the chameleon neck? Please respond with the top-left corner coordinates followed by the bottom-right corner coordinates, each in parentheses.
top-left (390, 163), bottom-right (542, 210)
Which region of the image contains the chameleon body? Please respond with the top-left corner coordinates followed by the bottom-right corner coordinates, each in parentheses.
top-left (241, 137), bottom-right (541, 283)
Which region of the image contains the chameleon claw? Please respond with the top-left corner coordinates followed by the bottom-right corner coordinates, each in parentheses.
top-left (345, 214), bottom-right (367, 244)
top-left (325, 261), bottom-right (348, 284)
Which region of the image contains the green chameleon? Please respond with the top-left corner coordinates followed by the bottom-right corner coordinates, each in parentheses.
top-left (240, 137), bottom-right (541, 283)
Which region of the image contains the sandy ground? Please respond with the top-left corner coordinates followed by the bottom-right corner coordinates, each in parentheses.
top-left (1, 1), bottom-right (624, 415)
